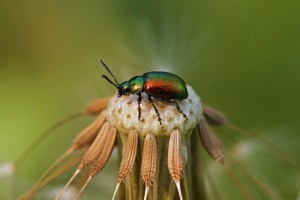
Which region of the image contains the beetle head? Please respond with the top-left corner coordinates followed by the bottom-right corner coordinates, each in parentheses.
top-left (117, 81), bottom-right (130, 97)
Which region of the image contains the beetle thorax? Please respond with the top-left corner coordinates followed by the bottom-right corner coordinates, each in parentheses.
top-left (128, 76), bottom-right (144, 94)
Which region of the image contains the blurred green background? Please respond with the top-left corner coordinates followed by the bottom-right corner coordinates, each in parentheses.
top-left (0, 0), bottom-right (299, 199)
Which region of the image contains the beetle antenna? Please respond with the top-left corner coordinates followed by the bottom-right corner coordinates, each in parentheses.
top-left (102, 75), bottom-right (119, 89)
top-left (99, 59), bottom-right (120, 86)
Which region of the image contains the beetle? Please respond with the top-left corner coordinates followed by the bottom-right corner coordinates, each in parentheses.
top-left (100, 59), bottom-right (188, 124)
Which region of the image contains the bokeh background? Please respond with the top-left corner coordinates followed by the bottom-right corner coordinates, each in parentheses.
top-left (0, 0), bottom-right (299, 199)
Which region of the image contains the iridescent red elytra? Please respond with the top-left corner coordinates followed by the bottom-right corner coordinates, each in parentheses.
top-left (100, 59), bottom-right (188, 124)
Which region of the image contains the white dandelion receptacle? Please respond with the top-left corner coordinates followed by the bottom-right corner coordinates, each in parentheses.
top-left (106, 86), bottom-right (203, 137)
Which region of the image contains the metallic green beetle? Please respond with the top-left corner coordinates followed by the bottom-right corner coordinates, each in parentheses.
top-left (100, 59), bottom-right (188, 124)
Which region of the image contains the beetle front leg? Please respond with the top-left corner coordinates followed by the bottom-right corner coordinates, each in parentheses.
top-left (137, 92), bottom-right (142, 121)
top-left (147, 95), bottom-right (162, 125)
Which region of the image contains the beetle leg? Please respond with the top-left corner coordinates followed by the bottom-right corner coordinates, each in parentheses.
top-left (163, 98), bottom-right (188, 121)
top-left (137, 92), bottom-right (142, 121)
top-left (174, 100), bottom-right (188, 121)
top-left (148, 95), bottom-right (162, 125)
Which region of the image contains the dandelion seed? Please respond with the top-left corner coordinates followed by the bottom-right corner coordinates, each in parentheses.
top-left (75, 125), bottom-right (117, 199)
top-left (198, 118), bottom-right (224, 164)
top-left (71, 110), bottom-right (107, 150)
top-left (168, 129), bottom-right (183, 200)
top-left (175, 181), bottom-right (183, 200)
top-left (112, 129), bottom-right (138, 200)
top-left (55, 122), bottom-right (111, 200)
top-left (141, 133), bottom-right (157, 200)
top-left (0, 162), bottom-right (15, 178)
top-left (83, 96), bottom-right (111, 115)
top-left (202, 103), bottom-right (228, 126)
top-left (90, 125), bottom-right (117, 175)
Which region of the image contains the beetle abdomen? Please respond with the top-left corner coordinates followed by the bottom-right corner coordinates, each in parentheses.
top-left (143, 72), bottom-right (188, 100)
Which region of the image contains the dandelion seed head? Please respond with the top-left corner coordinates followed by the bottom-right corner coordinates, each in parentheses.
top-left (0, 162), bottom-right (15, 177)
top-left (234, 141), bottom-right (256, 157)
top-left (106, 85), bottom-right (202, 137)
